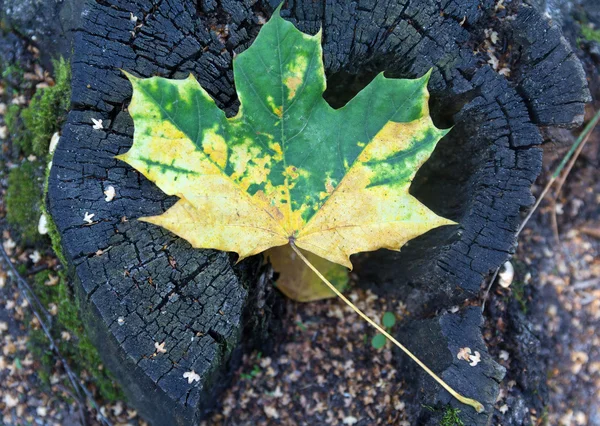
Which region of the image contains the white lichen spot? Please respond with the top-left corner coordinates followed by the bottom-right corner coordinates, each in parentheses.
top-left (104, 185), bottom-right (116, 202)
top-left (83, 212), bottom-right (95, 224)
top-left (117, 317), bottom-right (125, 325)
top-left (499, 404), bottom-right (509, 414)
top-left (91, 118), bottom-right (103, 130)
top-left (183, 370), bottom-right (200, 384)
top-left (38, 213), bottom-right (49, 235)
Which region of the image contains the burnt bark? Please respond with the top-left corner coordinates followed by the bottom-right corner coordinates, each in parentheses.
top-left (42, 0), bottom-right (590, 424)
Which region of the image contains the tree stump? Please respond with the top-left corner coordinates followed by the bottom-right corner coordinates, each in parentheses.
top-left (46, 0), bottom-right (589, 424)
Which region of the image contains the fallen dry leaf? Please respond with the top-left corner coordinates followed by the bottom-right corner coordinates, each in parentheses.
top-left (183, 370), bottom-right (200, 384)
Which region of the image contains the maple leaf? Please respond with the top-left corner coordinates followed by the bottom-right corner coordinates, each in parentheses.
top-left (117, 5), bottom-right (454, 270)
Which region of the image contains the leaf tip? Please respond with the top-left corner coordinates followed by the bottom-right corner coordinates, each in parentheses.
top-left (315, 27), bottom-right (323, 40)
top-left (274, 2), bottom-right (284, 16)
top-left (114, 153), bottom-right (128, 163)
top-left (422, 68), bottom-right (433, 82)
top-left (138, 215), bottom-right (157, 226)
top-left (120, 69), bottom-right (139, 83)
top-left (441, 217), bottom-right (459, 227)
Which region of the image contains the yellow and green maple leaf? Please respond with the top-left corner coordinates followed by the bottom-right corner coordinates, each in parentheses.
top-left (117, 6), bottom-right (454, 276)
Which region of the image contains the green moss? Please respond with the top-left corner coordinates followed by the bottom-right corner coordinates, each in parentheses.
top-left (5, 103), bottom-right (29, 153)
top-left (2, 64), bottom-right (23, 79)
top-left (512, 279), bottom-right (528, 314)
top-left (440, 407), bottom-right (465, 426)
top-left (1, 63), bottom-right (24, 87)
top-left (6, 161), bottom-right (44, 244)
top-left (29, 269), bottom-right (124, 401)
top-left (5, 56), bottom-right (121, 402)
top-left (4, 104), bottom-right (21, 134)
top-left (581, 25), bottom-right (600, 43)
top-left (11, 57), bottom-right (71, 157)
top-left (27, 329), bottom-right (54, 386)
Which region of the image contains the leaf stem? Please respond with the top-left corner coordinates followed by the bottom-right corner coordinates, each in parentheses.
top-left (289, 241), bottom-right (485, 413)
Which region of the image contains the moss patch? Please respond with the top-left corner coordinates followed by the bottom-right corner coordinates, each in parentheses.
top-left (9, 57), bottom-right (71, 157)
top-left (3, 56), bottom-right (123, 402)
top-left (1, 63), bottom-right (24, 88)
top-left (440, 407), bottom-right (465, 426)
top-left (581, 25), bottom-right (600, 43)
top-left (4, 103), bottom-right (20, 134)
top-left (6, 161), bottom-right (44, 244)
top-left (28, 269), bottom-right (124, 401)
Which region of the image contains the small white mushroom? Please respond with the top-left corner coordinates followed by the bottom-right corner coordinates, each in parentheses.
top-left (49, 132), bottom-right (60, 154)
top-left (38, 214), bottom-right (49, 235)
top-left (498, 261), bottom-right (514, 288)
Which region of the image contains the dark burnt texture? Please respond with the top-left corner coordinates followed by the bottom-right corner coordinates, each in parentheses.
top-left (42, 0), bottom-right (590, 424)
top-left (396, 307), bottom-right (506, 426)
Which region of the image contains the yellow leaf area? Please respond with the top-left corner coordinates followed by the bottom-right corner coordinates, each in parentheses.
top-left (118, 95), bottom-right (452, 266)
top-left (116, 6), bottom-right (456, 300)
